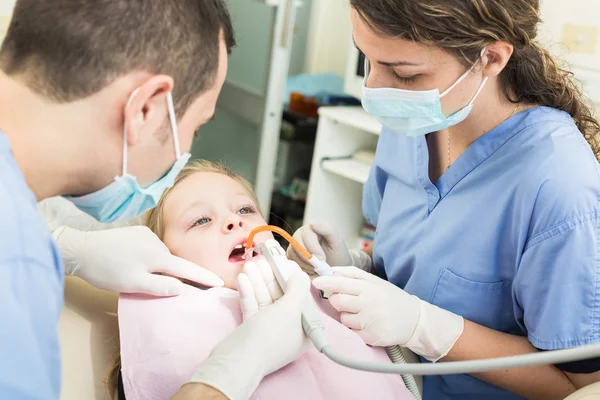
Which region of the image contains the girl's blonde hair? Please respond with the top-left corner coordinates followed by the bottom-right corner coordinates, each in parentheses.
top-left (146, 159), bottom-right (260, 239)
top-left (107, 159), bottom-right (259, 399)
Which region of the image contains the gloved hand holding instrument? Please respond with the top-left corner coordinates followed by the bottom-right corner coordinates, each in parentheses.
top-left (286, 222), bottom-right (372, 277)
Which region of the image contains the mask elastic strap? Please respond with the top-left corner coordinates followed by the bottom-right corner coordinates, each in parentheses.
top-left (166, 92), bottom-right (182, 159)
top-left (467, 76), bottom-right (489, 107)
top-left (122, 88), bottom-right (141, 177)
top-left (440, 47), bottom-right (487, 98)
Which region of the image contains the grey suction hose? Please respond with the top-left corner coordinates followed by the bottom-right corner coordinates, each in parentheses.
top-left (301, 302), bottom-right (421, 398)
top-left (319, 339), bottom-right (600, 375)
top-left (386, 345), bottom-right (422, 400)
top-left (302, 305), bottom-right (600, 375)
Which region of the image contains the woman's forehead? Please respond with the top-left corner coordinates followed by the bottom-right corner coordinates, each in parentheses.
top-left (351, 9), bottom-right (450, 67)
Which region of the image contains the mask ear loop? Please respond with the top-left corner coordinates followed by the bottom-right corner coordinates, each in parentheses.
top-left (166, 92), bottom-right (182, 160)
top-left (122, 88), bottom-right (141, 177)
top-left (466, 48), bottom-right (489, 106)
top-left (440, 47), bottom-right (488, 98)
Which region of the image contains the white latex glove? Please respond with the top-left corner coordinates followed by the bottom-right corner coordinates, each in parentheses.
top-left (188, 261), bottom-right (311, 400)
top-left (286, 222), bottom-right (372, 276)
top-left (53, 225), bottom-right (224, 296)
top-left (237, 259), bottom-right (284, 320)
top-left (313, 267), bottom-right (464, 362)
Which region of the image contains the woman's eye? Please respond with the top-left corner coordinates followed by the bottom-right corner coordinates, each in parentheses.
top-left (192, 216), bottom-right (211, 227)
top-left (394, 73), bottom-right (419, 84)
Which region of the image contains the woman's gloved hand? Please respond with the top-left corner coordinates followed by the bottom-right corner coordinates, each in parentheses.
top-left (53, 225), bottom-right (224, 296)
top-left (286, 222), bottom-right (372, 277)
top-left (188, 260), bottom-right (311, 400)
top-left (313, 267), bottom-right (464, 362)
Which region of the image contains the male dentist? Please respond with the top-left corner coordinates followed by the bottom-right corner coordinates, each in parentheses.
top-left (0, 0), bottom-right (309, 398)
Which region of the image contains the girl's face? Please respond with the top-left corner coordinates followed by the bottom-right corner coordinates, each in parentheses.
top-left (161, 171), bottom-right (273, 289)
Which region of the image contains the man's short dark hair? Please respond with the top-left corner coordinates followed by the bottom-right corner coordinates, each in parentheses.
top-left (0, 0), bottom-right (235, 116)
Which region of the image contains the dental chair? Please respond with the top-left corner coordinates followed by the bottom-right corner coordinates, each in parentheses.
top-left (59, 276), bottom-right (119, 400)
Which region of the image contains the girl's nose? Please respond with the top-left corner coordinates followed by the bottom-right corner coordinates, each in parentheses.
top-left (224, 215), bottom-right (244, 233)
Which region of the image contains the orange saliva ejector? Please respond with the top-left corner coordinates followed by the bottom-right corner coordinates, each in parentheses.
top-left (244, 225), bottom-right (334, 277)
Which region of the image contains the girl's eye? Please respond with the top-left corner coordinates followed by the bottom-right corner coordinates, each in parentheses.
top-left (237, 205), bottom-right (257, 215)
top-left (191, 216), bottom-right (211, 227)
top-left (394, 73), bottom-right (419, 84)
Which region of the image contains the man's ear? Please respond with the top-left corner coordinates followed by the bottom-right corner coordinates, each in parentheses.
top-left (123, 75), bottom-right (175, 146)
top-left (482, 41), bottom-right (514, 78)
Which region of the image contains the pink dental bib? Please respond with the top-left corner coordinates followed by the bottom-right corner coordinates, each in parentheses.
top-left (118, 285), bottom-right (413, 400)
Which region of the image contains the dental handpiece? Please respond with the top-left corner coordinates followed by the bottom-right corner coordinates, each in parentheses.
top-left (255, 240), bottom-right (293, 291)
top-left (255, 239), bottom-right (328, 348)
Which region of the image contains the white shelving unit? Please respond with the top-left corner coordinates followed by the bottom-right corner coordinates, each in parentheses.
top-left (321, 158), bottom-right (371, 184)
top-left (303, 106), bottom-right (381, 248)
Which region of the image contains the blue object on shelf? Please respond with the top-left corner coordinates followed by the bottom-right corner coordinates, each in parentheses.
top-left (284, 73), bottom-right (346, 104)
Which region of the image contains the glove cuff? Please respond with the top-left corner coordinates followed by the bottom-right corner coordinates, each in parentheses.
top-left (52, 226), bottom-right (85, 276)
top-left (188, 354), bottom-right (265, 400)
top-left (404, 299), bottom-right (464, 363)
top-left (349, 249), bottom-right (373, 272)
top-left (51, 225), bottom-right (69, 242)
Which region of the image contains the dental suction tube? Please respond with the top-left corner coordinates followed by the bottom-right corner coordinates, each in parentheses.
top-left (314, 340), bottom-right (600, 376)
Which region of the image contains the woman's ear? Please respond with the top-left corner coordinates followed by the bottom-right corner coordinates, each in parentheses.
top-left (482, 41), bottom-right (514, 78)
top-left (123, 75), bottom-right (175, 146)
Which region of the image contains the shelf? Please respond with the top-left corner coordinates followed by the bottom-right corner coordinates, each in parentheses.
top-left (322, 158), bottom-right (371, 184)
top-left (318, 106), bottom-right (381, 136)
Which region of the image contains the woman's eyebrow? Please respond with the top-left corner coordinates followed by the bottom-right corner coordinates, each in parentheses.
top-left (353, 37), bottom-right (422, 67)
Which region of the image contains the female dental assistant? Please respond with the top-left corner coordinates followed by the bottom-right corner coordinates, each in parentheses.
top-left (289, 0), bottom-right (600, 399)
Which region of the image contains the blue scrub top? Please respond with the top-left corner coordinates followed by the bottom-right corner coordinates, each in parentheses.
top-left (0, 131), bottom-right (63, 399)
top-left (363, 107), bottom-right (600, 399)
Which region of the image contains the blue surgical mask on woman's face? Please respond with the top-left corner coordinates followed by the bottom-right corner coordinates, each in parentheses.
top-left (64, 89), bottom-right (191, 223)
top-left (361, 48), bottom-right (488, 137)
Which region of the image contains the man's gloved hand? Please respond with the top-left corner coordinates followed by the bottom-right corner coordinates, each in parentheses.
top-left (286, 222), bottom-right (372, 277)
top-left (313, 267), bottom-right (464, 362)
top-left (188, 260), bottom-right (311, 400)
top-left (53, 225), bottom-right (224, 296)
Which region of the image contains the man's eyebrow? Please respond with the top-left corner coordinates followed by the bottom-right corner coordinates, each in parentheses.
top-left (352, 37), bottom-right (422, 67)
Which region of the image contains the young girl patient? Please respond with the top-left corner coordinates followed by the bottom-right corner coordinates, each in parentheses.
top-left (114, 160), bottom-right (413, 400)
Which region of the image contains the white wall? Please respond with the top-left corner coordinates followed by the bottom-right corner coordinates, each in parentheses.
top-left (304, 0), bottom-right (352, 76)
top-left (539, 0), bottom-right (600, 72)
top-left (0, 0), bottom-right (14, 15)
top-left (538, 0), bottom-right (600, 110)
top-left (0, 0), bottom-right (15, 44)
